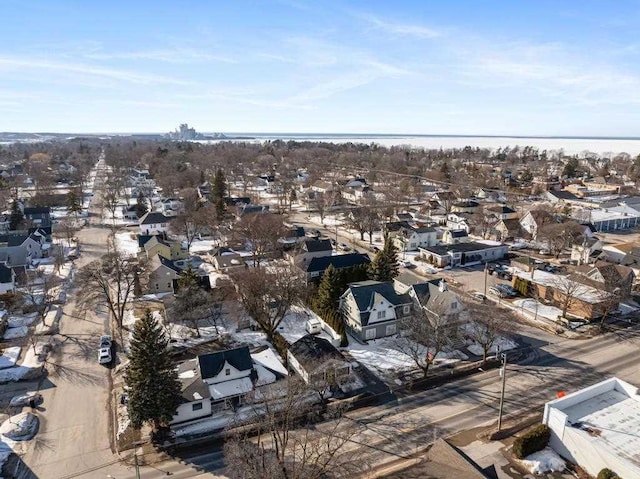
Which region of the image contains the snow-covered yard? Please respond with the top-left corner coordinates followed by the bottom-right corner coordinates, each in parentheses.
top-left (115, 231), bottom-right (139, 257)
top-left (190, 239), bottom-right (218, 254)
top-left (518, 447), bottom-right (566, 474)
top-left (346, 336), bottom-right (468, 378)
top-left (276, 305), bottom-right (339, 346)
top-left (0, 342), bottom-right (45, 383)
top-left (3, 326), bottom-right (29, 340)
top-left (0, 347), bottom-right (21, 369)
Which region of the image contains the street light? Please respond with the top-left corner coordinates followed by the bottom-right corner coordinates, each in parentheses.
top-left (497, 353), bottom-right (507, 431)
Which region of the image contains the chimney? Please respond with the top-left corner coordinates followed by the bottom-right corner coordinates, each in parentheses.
top-left (439, 279), bottom-right (447, 292)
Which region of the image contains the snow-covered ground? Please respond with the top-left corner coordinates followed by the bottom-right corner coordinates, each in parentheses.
top-left (115, 231), bottom-right (139, 257)
top-left (3, 326), bottom-right (29, 340)
top-left (0, 347), bottom-right (21, 369)
top-left (347, 336), bottom-right (468, 378)
top-left (0, 342), bottom-right (45, 383)
top-left (518, 447), bottom-right (566, 474)
top-left (466, 337), bottom-right (518, 357)
top-left (513, 299), bottom-right (563, 322)
top-left (190, 239), bottom-right (218, 254)
top-left (7, 312), bottom-right (39, 328)
top-left (276, 306), bottom-right (338, 346)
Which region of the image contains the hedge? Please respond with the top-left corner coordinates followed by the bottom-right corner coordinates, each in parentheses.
top-left (512, 424), bottom-right (551, 459)
top-left (597, 468), bottom-right (621, 479)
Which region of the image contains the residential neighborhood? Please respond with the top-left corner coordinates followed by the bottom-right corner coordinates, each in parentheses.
top-left (0, 135), bottom-right (639, 479)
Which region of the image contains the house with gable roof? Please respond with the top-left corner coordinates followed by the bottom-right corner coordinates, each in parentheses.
top-left (138, 211), bottom-right (170, 235)
top-left (147, 254), bottom-right (182, 294)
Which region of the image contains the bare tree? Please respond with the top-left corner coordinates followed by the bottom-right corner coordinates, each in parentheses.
top-left (469, 206), bottom-right (495, 239)
top-left (100, 171), bottom-right (125, 229)
top-left (231, 264), bottom-right (304, 342)
top-left (549, 276), bottom-right (591, 319)
top-left (462, 301), bottom-right (513, 362)
top-left (392, 300), bottom-right (459, 378)
top-left (538, 221), bottom-right (584, 258)
top-left (77, 251), bottom-right (146, 334)
top-left (169, 191), bottom-right (212, 252)
top-left (234, 214), bottom-right (285, 267)
top-left (224, 378), bottom-right (363, 479)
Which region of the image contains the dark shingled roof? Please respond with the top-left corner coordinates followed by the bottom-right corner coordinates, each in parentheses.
top-left (303, 239), bottom-right (332, 253)
top-left (420, 241), bottom-right (506, 256)
top-left (0, 264), bottom-right (13, 283)
top-left (23, 206), bottom-right (50, 215)
top-left (288, 335), bottom-right (345, 368)
top-left (346, 280), bottom-right (412, 326)
top-left (449, 230), bottom-right (468, 238)
top-left (198, 346), bottom-right (254, 380)
top-left (139, 211), bottom-right (170, 225)
top-left (157, 255), bottom-right (182, 273)
top-left (300, 253), bottom-right (370, 274)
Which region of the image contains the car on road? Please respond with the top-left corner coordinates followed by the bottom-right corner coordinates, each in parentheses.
top-left (98, 347), bottom-right (112, 365)
top-left (99, 335), bottom-right (113, 365)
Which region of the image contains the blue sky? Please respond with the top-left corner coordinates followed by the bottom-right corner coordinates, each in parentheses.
top-left (1, 0), bottom-right (640, 135)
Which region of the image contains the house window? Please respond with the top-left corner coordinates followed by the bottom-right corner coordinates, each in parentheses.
top-left (155, 283), bottom-right (158, 289)
top-left (403, 305), bottom-right (410, 315)
top-left (376, 310), bottom-right (386, 320)
top-left (225, 368), bottom-right (231, 376)
top-left (386, 324), bottom-right (396, 335)
top-left (365, 328), bottom-right (376, 340)
top-left (451, 302), bottom-right (457, 310)
top-left (192, 402), bottom-right (203, 411)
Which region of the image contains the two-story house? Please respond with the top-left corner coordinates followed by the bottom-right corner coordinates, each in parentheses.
top-left (287, 238), bottom-right (332, 266)
top-left (22, 206), bottom-right (51, 228)
top-left (6, 232), bottom-right (46, 259)
top-left (519, 209), bottom-right (554, 239)
top-left (147, 254), bottom-right (182, 294)
top-left (571, 261), bottom-right (635, 299)
top-left (339, 280), bottom-right (414, 341)
top-left (385, 221), bottom-right (437, 252)
top-left (143, 235), bottom-right (189, 261)
top-left (139, 211), bottom-right (170, 235)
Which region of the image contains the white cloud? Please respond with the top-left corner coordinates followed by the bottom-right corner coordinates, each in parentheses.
top-left (0, 56), bottom-right (193, 86)
top-left (83, 48), bottom-right (236, 64)
top-left (359, 13), bottom-right (440, 39)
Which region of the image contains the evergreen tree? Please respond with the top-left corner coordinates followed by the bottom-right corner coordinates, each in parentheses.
top-left (369, 236), bottom-right (399, 282)
top-left (66, 189), bottom-right (82, 218)
top-left (9, 199), bottom-right (24, 231)
top-left (125, 310), bottom-right (182, 433)
top-left (312, 264), bottom-right (343, 312)
top-left (135, 191), bottom-right (149, 218)
top-left (211, 169), bottom-right (227, 220)
top-left (172, 266), bottom-right (212, 337)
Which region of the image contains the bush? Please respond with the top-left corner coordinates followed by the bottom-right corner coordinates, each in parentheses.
top-left (512, 424), bottom-right (551, 459)
top-left (597, 468), bottom-right (620, 479)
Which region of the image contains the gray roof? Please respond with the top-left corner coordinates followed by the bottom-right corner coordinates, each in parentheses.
top-left (288, 335), bottom-right (345, 369)
top-left (346, 280), bottom-right (412, 326)
top-left (198, 346), bottom-right (254, 380)
top-left (0, 246), bottom-right (29, 267)
top-left (449, 230), bottom-right (468, 238)
top-left (420, 241), bottom-right (506, 256)
top-left (299, 253), bottom-right (370, 274)
top-left (177, 359), bottom-right (211, 404)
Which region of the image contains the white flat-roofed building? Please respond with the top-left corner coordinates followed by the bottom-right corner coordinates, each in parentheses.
top-left (543, 377), bottom-right (640, 479)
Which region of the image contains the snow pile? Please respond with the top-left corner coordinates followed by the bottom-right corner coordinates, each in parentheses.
top-left (0, 347), bottom-right (21, 369)
top-left (190, 239), bottom-right (218, 253)
top-left (0, 343), bottom-right (45, 383)
top-left (7, 312), bottom-right (39, 328)
top-left (3, 326), bottom-right (29, 340)
top-left (519, 447), bottom-right (566, 474)
top-left (115, 232), bottom-right (139, 257)
top-left (0, 412), bottom-right (39, 441)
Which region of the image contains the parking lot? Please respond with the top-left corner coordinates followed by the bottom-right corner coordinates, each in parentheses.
top-left (440, 263), bottom-right (515, 300)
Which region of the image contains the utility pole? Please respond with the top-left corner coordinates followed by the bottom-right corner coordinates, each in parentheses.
top-left (498, 353), bottom-right (507, 431)
top-left (483, 262), bottom-right (488, 302)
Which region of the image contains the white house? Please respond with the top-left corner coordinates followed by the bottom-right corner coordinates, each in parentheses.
top-left (419, 241), bottom-right (508, 268)
top-left (446, 213), bottom-right (471, 233)
top-left (543, 377), bottom-right (640, 479)
top-left (138, 211), bottom-right (170, 235)
top-left (172, 358), bottom-right (213, 424)
top-left (386, 221), bottom-right (437, 252)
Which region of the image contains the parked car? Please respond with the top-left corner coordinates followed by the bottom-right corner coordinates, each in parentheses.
top-left (539, 249), bottom-right (551, 255)
top-left (469, 291), bottom-right (487, 302)
top-left (496, 270), bottom-right (513, 281)
top-left (488, 286), bottom-right (507, 298)
top-left (100, 335), bottom-right (112, 348)
top-left (401, 260), bottom-right (416, 269)
top-left (496, 284), bottom-right (518, 297)
top-left (98, 347), bottom-right (112, 365)
top-left (338, 243), bottom-right (351, 252)
top-left (9, 392), bottom-right (43, 408)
